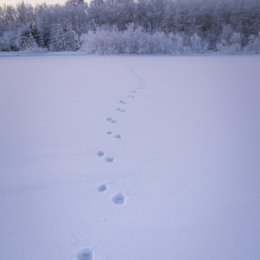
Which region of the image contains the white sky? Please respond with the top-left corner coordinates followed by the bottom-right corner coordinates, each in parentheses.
top-left (0, 0), bottom-right (68, 6)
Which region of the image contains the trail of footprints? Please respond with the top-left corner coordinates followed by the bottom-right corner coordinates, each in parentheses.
top-left (98, 71), bottom-right (146, 201)
top-left (78, 68), bottom-right (146, 259)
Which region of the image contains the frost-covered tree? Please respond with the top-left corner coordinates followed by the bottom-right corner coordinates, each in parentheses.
top-left (190, 33), bottom-right (208, 54)
top-left (0, 30), bottom-right (17, 51)
top-left (217, 25), bottom-right (242, 54)
top-left (1, 0), bottom-right (260, 54)
top-left (16, 2), bottom-right (35, 28)
top-left (169, 33), bottom-right (184, 54)
top-left (63, 23), bottom-right (80, 51)
top-left (35, 6), bottom-right (52, 49)
top-left (66, 0), bottom-right (84, 6)
top-left (80, 26), bottom-right (178, 55)
top-left (15, 27), bottom-right (38, 51)
top-left (244, 33), bottom-right (260, 54)
top-left (229, 32), bottom-right (242, 54)
top-left (49, 24), bottom-right (64, 51)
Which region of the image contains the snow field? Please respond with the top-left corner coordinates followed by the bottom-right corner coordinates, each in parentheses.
top-left (0, 55), bottom-right (260, 260)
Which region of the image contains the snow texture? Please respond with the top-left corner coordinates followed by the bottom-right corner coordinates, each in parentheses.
top-left (0, 55), bottom-right (260, 260)
top-left (77, 248), bottom-right (93, 260)
top-left (98, 184), bottom-right (107, 193)
top-left (112, 193), bottom-right (125, 205)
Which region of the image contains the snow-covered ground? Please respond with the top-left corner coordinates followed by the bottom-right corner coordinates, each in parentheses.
top-left (0, 55), bottom-right (260, 260)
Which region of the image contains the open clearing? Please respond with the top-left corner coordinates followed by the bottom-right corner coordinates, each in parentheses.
top-left (0, 55), bottom-right (260, 260)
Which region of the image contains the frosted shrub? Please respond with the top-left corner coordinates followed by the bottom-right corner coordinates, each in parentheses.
top-left (169, 33), bottom-right (184, 54)
top-left (80, 26), bottom-right (185, 55)
top-left (190, 33), bottom-right (208, 54)
top-left (21, 46), bottom-right (48, 54)
top-left (217, 33), bottom-right (242, 55)
top-left (216, 25), bottom-right (242, 55)
top-left (80, 25), bottom-right (259, 55)
top-left (1, 0), bottom-right (260, 54)
top-left (229, 32), bottom-right (242, 54)
top-left (244, 33), bottom-right (260, 54)
top-left (15, 27), bottom-right (38, 51)
top-left (0, 31), bottom-right (17, 51)
top-left (81, 29), bottom-right (124, 54)
top-left (138, 31), bottom-right (172, 54)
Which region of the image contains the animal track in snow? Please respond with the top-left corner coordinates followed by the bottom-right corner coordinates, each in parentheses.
top-left (131, 90), bottom-right (137, 94)
top-left (112, 193), bottom-right (125, 205)
top-left (97, 151), bottom-right (105, 157)
top-left (77, 248), bottom-right (93, 260)
top-left (106, 131), bottom-right (121, 139)
top-left (119, 100), bottom-right (126, 105)
top-left (98, 184), bottom-right (107, 192)
top-left (116, 108), bottom-right (125, 112)
top-left (106, 117), bottom-right (117, 123)
top-left (128, 95), bottom-right (135, 99)
top-left (105, 156), bottom-right (115, 163)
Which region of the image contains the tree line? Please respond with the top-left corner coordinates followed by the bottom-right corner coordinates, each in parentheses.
top-left (0, 0), bottom-right (260, 54)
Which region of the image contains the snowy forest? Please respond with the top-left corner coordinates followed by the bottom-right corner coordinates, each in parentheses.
top-left (0, 0), bottom-right (260, 54)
